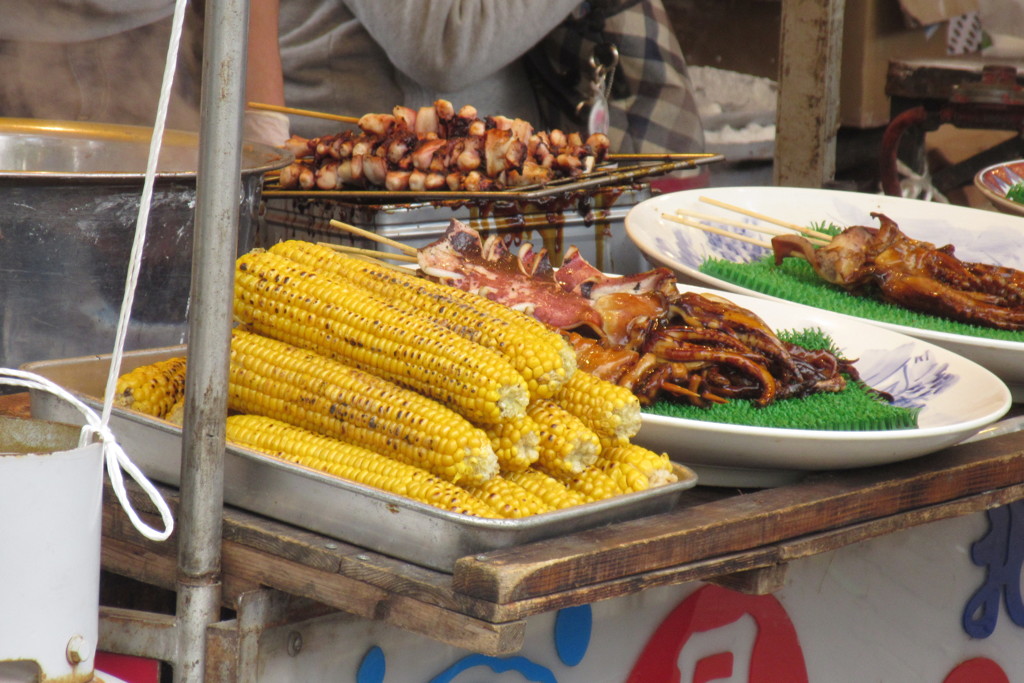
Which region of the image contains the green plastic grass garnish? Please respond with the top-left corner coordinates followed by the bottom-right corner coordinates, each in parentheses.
top-left (700, 255), bottom-right (1024, 343)
top-left (642, 328), bottom-right (920, 431)
top-left (1005, 182), bottom-right (1024, 204)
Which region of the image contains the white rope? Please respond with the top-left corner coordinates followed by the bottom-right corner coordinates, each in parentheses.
top-left (100, 0), bottom-right (189, 425)
top-left (80, 0), bottom-right (192, 541)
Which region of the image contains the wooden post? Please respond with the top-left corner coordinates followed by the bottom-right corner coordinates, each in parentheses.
top-left (774, 0), bottom-right (847, 187)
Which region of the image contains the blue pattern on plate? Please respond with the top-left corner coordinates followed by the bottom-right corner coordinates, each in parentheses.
top-left (857, 343), bottom-right (956, 410)
top-left (654, 218), bottom-right (769, 270)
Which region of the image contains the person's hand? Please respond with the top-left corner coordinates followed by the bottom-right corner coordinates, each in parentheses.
top-left (243, 109), bottom-right (290, 147)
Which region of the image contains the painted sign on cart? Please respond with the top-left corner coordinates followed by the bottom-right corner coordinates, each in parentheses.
top-left (256, 506), bottom-right (1024, 682)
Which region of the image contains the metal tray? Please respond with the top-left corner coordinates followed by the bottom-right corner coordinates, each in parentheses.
top-left (24, 347), bottom-right (698, 572)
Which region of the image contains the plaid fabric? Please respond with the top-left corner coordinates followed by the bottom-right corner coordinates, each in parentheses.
top-left (526, 0), bottom-right (704, 154)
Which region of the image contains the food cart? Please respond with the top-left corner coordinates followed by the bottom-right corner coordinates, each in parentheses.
top-left (4, 387), bottom-right (1022, 681)
top-left (5, 0), bottom-right (1024, 681)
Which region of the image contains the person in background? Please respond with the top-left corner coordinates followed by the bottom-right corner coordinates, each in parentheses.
top-left (526, 0), bottom-right (705, 156)
top-left (0, 1), bottom-right (204, 130)
top-left (0, 0), bottom-right (703, 158)
top-left (243, 0), bottom-right (704, 160)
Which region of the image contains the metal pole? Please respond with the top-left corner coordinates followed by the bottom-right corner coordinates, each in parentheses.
top-left (175, 0), bottom-right (249, 679)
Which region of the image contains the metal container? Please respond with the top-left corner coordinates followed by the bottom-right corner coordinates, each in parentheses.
top-left (0, 415), bottom-right (104, 683)
top-left (25, 347), bottom-right (698, 573)
top-left (0, 118), bottom-right (292, 371)
top-left (258, 183), bottom-right (654, 275)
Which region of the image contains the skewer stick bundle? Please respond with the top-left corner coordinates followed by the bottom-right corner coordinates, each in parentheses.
top-left (663, 195), bottom-right (839, 254)
top-left (697, 195), bottom-right (834, 242)
top-left (661, 214), bottom-right (772, 249)
top-left (248, 101), bottom-right (360, 124)
top-left (328, 219), bottom-right (419, 257)
top-left (672, 209), bottom-right (829, 245)
top-left (319, 243), bottom-right (419, 264)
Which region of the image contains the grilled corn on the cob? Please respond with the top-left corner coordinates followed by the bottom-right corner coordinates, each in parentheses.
top-left (114, 356), bottom-right (187, 419)
top-left (550, 465), bottom-right (626, 503)
top-left (234, 249), bottom-right (528, 424)
top-left (504, 468), bottom-right (589, 510)
top-left (478, 413), bottom-right (540, 472)
top-left (556, 368), bottom-right (641, 443)
top-left (165, 397), bottom-right (186, 426)
top-left (228, 329), bottom-right (498, 486)
top-left (527, 398), bottom-right (600, 475)
top-left (226, 414), bottom-right (498, 517)
top-left (464, 475), bottom-right (553, 518)
top-left (595, 460), bottom-right (650, 494)
top-left (599, 441), bottom-right (678, 487)
top-left (268, 241), bottom-right (577, 400)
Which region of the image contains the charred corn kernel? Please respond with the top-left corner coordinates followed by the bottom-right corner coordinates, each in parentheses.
top-left (234, 249), bottom-right (528, 424)
top-left (505, 468), bottom-right (588, 510)
top-left (226, 415), bottom-right (498, 518)
top-left (269, 240), bottom-right (576, 400)
top-left (527, 398), bottom-right (600, 475)
top-left (228, 329), bottom-right (498, 486)
top-left (556, 368), bottom-right (641, 443)
top-left (114, 357), bottom-right (187, 418)
top-left (464, 475), bottom-right (553, 518)
top-left (598, 441), bottom-right (678, 487)
top-left (595, 460), bottom-right (650, 494)
top-left (550, 465), bottom-right (626, 503)
top-left (479, 414), bottom-right (540, 472)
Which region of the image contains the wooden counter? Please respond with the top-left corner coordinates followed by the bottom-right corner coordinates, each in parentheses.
top-left (5, 392), bottom-right (1024, 655)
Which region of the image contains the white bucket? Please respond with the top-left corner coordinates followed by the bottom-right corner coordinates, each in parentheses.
top-left (0, 416), bottom-right (103, 682)
top-left (0, 371), bottom-right (172, 683)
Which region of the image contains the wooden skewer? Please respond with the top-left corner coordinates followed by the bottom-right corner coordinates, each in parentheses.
top-left (673, 208), bottom-right (830, 245)
top-left (698, 195), bottom-right (834, 242)
top-left (328, 219), bottom-right (419, 257)
top-left (608, 152), bottom-right (720, 162)
top-left (318, 242), bottom-right (419, 263)
top-left (661, 214), bottom-right (772, 249)
top-left (248, 101), bottom-right (360, 125)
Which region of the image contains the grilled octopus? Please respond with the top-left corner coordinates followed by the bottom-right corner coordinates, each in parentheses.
top-left (772, 212), bottom-right (1024, 331)
top-left (419, 220), bottom-right (872, 407)
top-left (564, 291), bottom-right (869, 407)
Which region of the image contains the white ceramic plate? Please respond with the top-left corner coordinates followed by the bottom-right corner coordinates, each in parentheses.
top-left (974, 158), bottom-right (1024, 218)
top-left (625, 186), bottom-right (1024, 401)
top-left (632, 286), bottom-right (1012, 488)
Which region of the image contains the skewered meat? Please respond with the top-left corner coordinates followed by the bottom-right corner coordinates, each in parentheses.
top-left (276, 99), bottom-right (611, 192)
top-left (417, 218), bottom-right (607, 333)
top-left (419, 220), bottom-right (872, 407)
top-left (278, 159), bottom-right (315, 190)
top-left (772, 212), bottom-right (1024, 331)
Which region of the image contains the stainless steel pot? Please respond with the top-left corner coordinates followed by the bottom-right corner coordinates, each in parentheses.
top-left (0, 118), bottom-right (291, 371)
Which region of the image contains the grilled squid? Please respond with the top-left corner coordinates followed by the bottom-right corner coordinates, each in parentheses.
top-left (773, 213), bottom-right (1024, 330)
